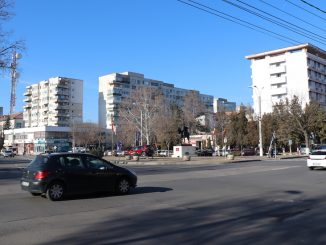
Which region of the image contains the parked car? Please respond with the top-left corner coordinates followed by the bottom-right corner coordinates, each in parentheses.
top-left (196, 149), bottom-right (213, 156)
top-left (20, 153), bottom-right (137, 201)
top-left (127, 145), bottom-right (154, 157)
top-left (307, 150), bottom-right (326, 170)
top-left (3, 150), bottom-right (14, 157)
top-left (158, 150), bottom-right (172, 157)
top-left (241, 148), bottom-right (256, 156)
top-left (300, 144), bottom-right (309, 155)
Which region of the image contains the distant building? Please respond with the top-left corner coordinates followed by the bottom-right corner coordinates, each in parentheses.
top-left (246, 43), bottom-right (326, 115)
top-left (3, 126), bottom-right (71, 155)
top-left (213, 98), bottom-right (236, 113)
top-left (0, 112), bottom-right (24, 135)
top-left (0, 107), bottom-right (3, 116)
top-left (23, 77), bottom-right (83, 127)
top-left (99, 71), bottom-right (214, 130)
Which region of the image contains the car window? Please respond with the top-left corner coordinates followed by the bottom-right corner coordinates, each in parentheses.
top-left (311, 151), bottom-right (326, 155)
top-left (28, 155), bottom-right (49, 167)
top-left (65, 156), bottom-right (85, 169)
top-left (84, 155), bottom-right (109, 169)
top-left (55, 156), bottom-right (70, 168)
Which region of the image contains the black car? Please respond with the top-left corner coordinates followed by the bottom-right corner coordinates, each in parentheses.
top-left (21, 153), bottom-right (137, 201)
top-left (196, 149), bottom-right (213, 156)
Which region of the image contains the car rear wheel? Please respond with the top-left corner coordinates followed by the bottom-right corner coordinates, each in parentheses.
top-left (309, 167), bottom-right (314, 170)
top-left (116, 178), bottom-right (130, 194)
top-left (46, 182), bottom-right (65, 201)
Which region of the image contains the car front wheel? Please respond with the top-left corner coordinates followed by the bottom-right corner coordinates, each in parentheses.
top-left (309, 167), bottom-right (314, 170)
top-left (46, 182), bottom-right (65, 201)
top-left (116, 178), bottom-right (130, 194)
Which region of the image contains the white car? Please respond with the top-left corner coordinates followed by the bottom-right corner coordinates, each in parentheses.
top-left (307, 151), bottom-right (326, 170)
top-left (3, 150), bottom-right (14, 158)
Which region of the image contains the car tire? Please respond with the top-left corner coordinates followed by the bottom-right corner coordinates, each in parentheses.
top-left (141, 152), bottom-right (146, 157)
top-left (46, 182), bottom-right (65, 201)
top-left (116, 178), bottom-right (130, 195)
top-left (309, 167), bottom-right (314, 170)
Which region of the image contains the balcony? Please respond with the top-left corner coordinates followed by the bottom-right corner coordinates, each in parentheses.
top-left (271, 86), bottom-right (287, 96)
top-left (24, 103), bottom-right (32, 109)
top-left (57, 82), bottom-right (69, 88)
top-left (53, 89), bottom-right (69, 96)
top-left (24, 90), bottom-right (32, 96)
top-left (23, 97), bottom-right (32, 102)
top-left (269, 55), bottom-right (286, 64)
top-left (269, 65), bottom-right (286, 74)
top-left (270, 76), bottom-right (287, 85)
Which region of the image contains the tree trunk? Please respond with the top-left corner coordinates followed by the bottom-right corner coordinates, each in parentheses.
top-left (304, 131), bottom-right (309, 154)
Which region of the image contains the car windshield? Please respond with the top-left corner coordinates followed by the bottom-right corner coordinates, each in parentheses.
top-left (28, 155), bottom-right (49, 167)
top-left (311, 151), bottom-right (326, 155)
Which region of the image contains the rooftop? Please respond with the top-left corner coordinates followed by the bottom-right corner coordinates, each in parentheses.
top-left (245, 43), bottom-right (326, 60)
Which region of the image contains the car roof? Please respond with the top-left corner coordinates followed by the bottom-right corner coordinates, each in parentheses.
top-left (39, 152), bottom-right (96, 157)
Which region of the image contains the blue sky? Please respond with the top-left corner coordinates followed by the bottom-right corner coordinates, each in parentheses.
top-left (1, 0), bottom-right (325, 121)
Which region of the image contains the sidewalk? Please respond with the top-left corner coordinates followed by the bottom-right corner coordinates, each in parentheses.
top-left (5, 153), bottom-right (307, 168)
top-left (103, 154), bottom-right (307, 166)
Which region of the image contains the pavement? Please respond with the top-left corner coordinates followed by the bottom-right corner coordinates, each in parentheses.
top-left (0, 154), bottom-right (307, 169)
top-left (103, 154), bottom-right (307, 166)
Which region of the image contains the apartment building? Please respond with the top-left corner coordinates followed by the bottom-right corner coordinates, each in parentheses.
top-left (23, 77), bottom-right (83, 127)
top-left (99, 71), bottom-right (214, 130)
top-left (213, 98), bottom-right (236, 112)
top-left (246, 43), bottom-right (326, 115)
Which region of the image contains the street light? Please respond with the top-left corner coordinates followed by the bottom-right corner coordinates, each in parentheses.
top-left (250, 85), bottom-right (264, 157)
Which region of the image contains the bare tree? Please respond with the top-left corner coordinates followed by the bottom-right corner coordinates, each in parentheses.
top-left (72, 122), bottom-right (106, 149)
top-left (154, 103), bottom-right (182, 150)
top-left (119, 87), bottom-right (164, 146)
top-left (182, 90), bottom-right (206, 134)
top-left (0, 0), bottom-right (24, 71)
top-left (214, 106), bottom-right (229, 146)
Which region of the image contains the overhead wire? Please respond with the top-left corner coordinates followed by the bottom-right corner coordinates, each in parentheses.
top-left (259, 0), bottom-right (326, 33)
top-left (176, 0), bottom-right (301, 45)
top-left (223, 0), bottom-right (326, 45)
top-left (285, 0), bottom-right (326, 22)
top-left (299, 0), bottom-right (326, 14)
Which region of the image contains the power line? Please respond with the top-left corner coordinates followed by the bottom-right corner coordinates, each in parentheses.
top-left (285, 0), bottom-right (326, 22)
top-left (223, 0), bottom-right (326, 45)
top-left (176, 0), bottom-right (301, 45)
top-left (259, 0), bottom-right (326, 33)
top-left (299, 0), bottom-right (326, 14)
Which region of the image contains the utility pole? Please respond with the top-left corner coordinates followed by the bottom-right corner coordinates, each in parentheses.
top-left (9, 50), bottom-right (22, 115)
top-left (111, 114), bottom-right (115, 155)
top-left (250, 85), bottom-right (264, 157)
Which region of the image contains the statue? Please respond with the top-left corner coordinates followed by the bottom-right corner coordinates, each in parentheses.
top-left (178, 126), bottom-right (190, 144)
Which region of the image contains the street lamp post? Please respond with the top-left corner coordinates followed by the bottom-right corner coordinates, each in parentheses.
top-left (140, 110), bottom-right (143, 146)
top-left (250, 85), bottom-right (264, 157)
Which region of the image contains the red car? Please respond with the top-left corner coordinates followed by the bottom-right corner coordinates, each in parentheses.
top-left (127, 145), bottom-right (154, 157)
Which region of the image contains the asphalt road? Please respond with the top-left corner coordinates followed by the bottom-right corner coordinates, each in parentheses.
top-left (1, 157), bottom-right (325, 244)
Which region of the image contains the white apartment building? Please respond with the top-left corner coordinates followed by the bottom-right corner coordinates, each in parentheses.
top-left (23, 77), bottom-right (83, 127)
top-left (99, 71), bottom-right (214, 130)
top-left (246, 43), bottom-right (326, 115)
